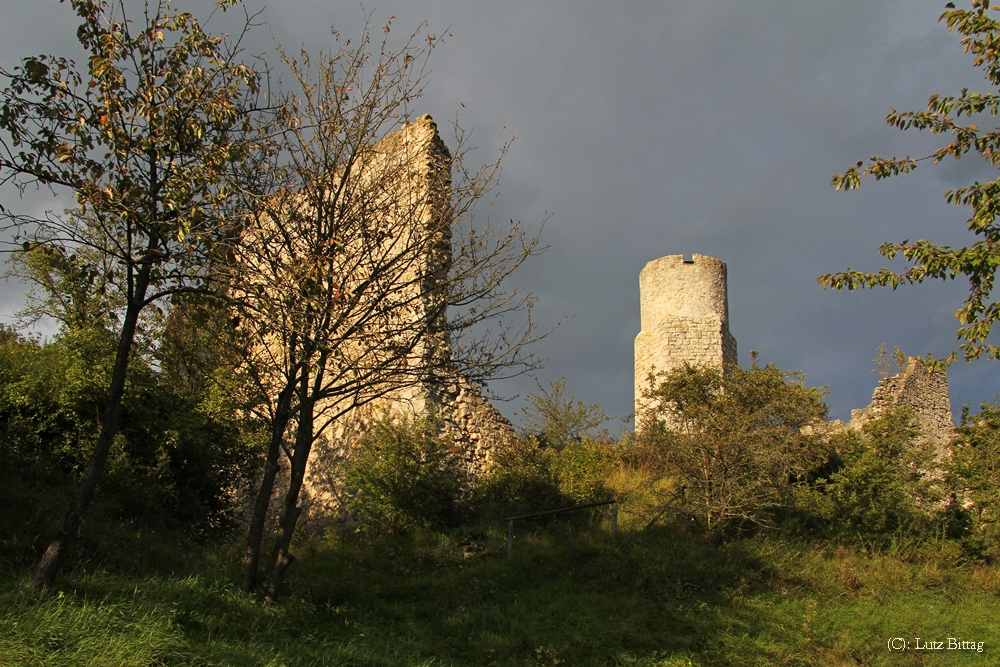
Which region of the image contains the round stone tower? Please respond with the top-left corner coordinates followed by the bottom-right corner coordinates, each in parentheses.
top-left (634, 253), bottom-right (738, 415)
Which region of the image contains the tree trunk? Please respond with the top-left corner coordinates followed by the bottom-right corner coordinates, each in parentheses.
top-left (241, 380), bottom-right (296, 592)
top-left (30, 268), bottom-right (150, 592)
top-left (263, 372), bottom-right (316, 604)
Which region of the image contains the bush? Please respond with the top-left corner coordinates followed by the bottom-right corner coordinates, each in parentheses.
top-left (547, 439), bottom-right (617, 505)
top-left (343, 416), bottom-right (466, 532)
top-left (949, 401), bottom-right (1000, 556)
top-left (470, 435), bottom-right (567, 521)
top-left (0, 327), bottom-right (108, 484)
top-left (473, 377), bottom-right (614, 519)
top-left (637, 360), bottom-right (828, 533)
top-left (0, 327), bottom-right (258, 566)
top-left (792, 407), bottom-right (943, 543)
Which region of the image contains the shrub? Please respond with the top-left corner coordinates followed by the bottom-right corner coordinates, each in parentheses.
top-left (471, 436), bottom-right (569, 520)
top-left (547, 439), bottom-right (617, 505)
top-left (793, 407), bottom-right (942, 543)
top-left (949, 401), bottom-right (1000, 556)
top-left (0, 327), bottom-right (258, 566)
top-left (343, 416), bottom-right (466, 532)
top-left (637, 359), bottom-right (828, 533)
top-left (478, 377), bottom-right (614, 516)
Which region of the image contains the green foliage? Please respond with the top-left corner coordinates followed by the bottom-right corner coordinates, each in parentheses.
top-left (343, 416), bottom-right (467, 532)
top-left (4, 243), bottom-right (123, 333)
top-left (472, 436), bottom-right (570, 520)
top-left (0, 328), bottom-right (257, 566)
top-left (821, 1), bottom-right (1000, 363)
top-left (110, 360), bottom-right (258, 537)
top-left (0, 327), bottom-right (112, 482)
top-left (519, 378), bottom-right (611, 450)
top-left (473, 377), bottom-right (616, 517)
top-left (949, 401), bottom-right (1000, 553)
top-left (793, 407), bottom-right (942, 542)
top-left (477, 376), bottom-right (618, 518)
top-left (639, 361), bottom-right (828, 532)
top-left (1, 0), bottom-right (272, 589)
top-left (547, 439), bottom-right (618, 505)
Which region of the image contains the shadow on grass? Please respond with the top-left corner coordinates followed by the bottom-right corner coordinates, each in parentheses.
top-left (3, 524), bottom-right (999, 666)
top-left (293, 523), bottom-right (782, 666)
top-left (0, 523), bottom-right (770, 666)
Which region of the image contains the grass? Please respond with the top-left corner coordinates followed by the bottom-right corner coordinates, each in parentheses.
top-left (2, 523), bottom-right (999, 666)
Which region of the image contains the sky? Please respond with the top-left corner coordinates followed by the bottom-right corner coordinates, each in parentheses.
top-left (1, 0), bottom-right (998, 427)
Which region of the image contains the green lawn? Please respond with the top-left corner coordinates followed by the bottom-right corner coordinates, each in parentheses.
top-left (2, 527), bottom-right (998, 666)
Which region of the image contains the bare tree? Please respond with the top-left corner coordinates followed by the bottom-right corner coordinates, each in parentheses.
top-left (225, 17), bottom-right (549, 600)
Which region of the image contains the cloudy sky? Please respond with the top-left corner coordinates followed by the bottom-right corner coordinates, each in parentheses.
top-left (2, 0), bottom-right (998, 426)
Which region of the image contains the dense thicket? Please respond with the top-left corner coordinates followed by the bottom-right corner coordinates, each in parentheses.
top-left (0, 325), bottom-right (258, 567)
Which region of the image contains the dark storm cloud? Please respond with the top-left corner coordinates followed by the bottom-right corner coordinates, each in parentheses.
top-left (1, 0), bottom-right (996, 423)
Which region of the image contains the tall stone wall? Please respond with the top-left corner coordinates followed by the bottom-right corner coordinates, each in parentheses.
top-left (634, 254), bottom-right (737, 415)
top-left (302, 116), bottom-right (511, 528)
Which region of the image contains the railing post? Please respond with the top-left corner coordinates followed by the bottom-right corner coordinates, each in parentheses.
top-left (612, 501), bottom-right (618, 535)
top-left (507, 519), bottom-right (514, 558)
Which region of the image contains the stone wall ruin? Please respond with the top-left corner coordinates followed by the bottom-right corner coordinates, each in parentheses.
top-left (258, 115), bottom-right (514, 530)
top-left (848, 356), bottom-right (954, 449)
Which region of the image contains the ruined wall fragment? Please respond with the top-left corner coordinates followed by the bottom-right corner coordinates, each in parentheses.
top-left (283, 115), bottom-right (513, 530)
top-left (849, 356), bottom-right (954, 450)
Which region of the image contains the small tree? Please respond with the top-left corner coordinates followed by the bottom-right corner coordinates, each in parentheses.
top-left (871, 343), bottom-right (909, 379)
top-left (4, 243), bottom-right (123, 334)
top-left (519, 377), bottom-right (611, 450)
top-left (0, 0), bottom-right (268, 590)
top-left (639, 360), bottom-right (827, 533)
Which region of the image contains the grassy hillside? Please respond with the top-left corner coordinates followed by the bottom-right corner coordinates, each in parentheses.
top-left (3, 524), bottom-right (998, 666)
top-left (4, 370), bottom-right (998, 665)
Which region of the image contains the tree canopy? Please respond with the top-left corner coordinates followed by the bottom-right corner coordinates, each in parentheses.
top-left (639, 361), bottom-right (828, 532)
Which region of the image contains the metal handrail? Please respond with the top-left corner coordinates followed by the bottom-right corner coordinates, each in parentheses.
top-left (505, 499), bottom-right (618, 558)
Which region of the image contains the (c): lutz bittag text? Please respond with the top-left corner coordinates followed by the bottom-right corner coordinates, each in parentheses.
top-left (887, 637), bottom-right (984, 653)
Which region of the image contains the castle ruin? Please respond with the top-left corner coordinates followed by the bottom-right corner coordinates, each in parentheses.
top-left (633, 253), bottom-right (738, 415)
top-left (293, 116), bottom-right (514, 525)
top-left (848, 356), bottom-right (954, 449)
top-left (289, 123), bottom-right (956, 526)
top-left (632, 252), bottom-right (954, 444)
